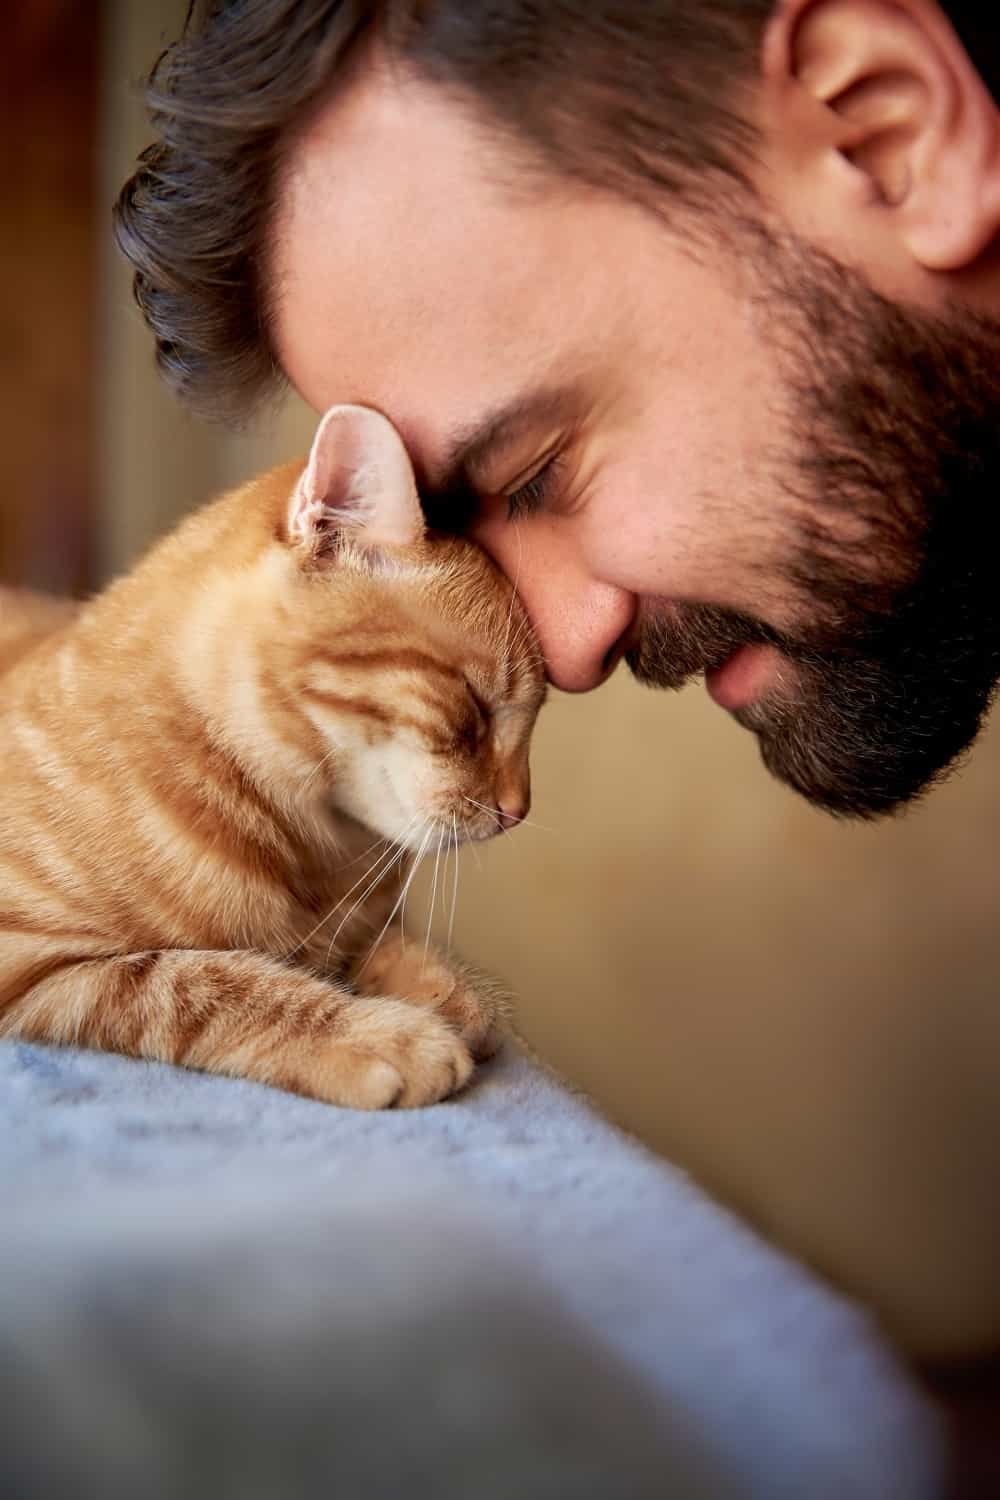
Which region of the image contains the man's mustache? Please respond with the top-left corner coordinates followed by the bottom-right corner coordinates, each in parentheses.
top-left (625, 600), bottom-right (776, 689)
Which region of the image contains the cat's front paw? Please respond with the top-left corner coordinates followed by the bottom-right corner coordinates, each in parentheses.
top-left (385, 957), bottom-right (511, 1062)
top-left (351, 932), bottom-right (513, 1062)
top-left (303, 996), bottom-right (475, 1109)
top-left (430, 961), bottom-right (512, 1062)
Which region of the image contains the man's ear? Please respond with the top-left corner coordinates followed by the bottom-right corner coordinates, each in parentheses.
top-left (762, 0), bottom-right (1000, 270)
top-left (287, 404), bottom-right (425, 557)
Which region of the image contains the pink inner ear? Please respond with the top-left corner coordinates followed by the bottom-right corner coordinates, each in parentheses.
top-left (287, 474), bottom-right (330, 546)
top-left (288, 405), bottom-right (425, 550)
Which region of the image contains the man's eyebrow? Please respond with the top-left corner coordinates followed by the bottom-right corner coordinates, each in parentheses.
top-left (430, 384), bottom-right (581, 497)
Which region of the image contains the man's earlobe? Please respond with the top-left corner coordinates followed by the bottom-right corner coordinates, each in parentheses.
top-left (763, 0), bottom-right (1000, 270)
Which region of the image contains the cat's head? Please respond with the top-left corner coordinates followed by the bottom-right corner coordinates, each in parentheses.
top-left (269, 405), bottom-right (547, 851)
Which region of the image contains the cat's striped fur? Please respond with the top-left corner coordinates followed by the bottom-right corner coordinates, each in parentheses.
top-left (0, 406), bottom-right (545, 1107)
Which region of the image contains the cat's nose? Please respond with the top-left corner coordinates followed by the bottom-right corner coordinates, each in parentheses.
top-left (496, 794), bottom-right (528, 831)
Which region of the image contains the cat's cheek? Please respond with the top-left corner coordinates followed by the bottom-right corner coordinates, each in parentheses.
top-left (404, 762), bottom-right (456, 833)
top-left (400, 757), bottom-right (469, 839)
top-left (337, 741), bottom-right (442, 848)
top-left (322, 754), bottom-right (401, 843)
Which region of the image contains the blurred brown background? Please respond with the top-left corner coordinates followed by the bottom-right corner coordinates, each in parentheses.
top-left (4, 0), bottom-right (998, 1363)
top-left (2, 3), bottom-right (100, 593)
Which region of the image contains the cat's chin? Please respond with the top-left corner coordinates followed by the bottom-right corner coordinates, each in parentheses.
top-left (324, 804), bottom-right (385, 844)
top-left (324, 805), bottom-right (469, 853)
top-left (462, 821), bottom-right (506, 844)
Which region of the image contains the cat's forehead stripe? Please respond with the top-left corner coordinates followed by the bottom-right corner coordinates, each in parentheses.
top-left (316, 646), bottom-right (465, 680)
top-left (301, 688), bottom-right (453, 752)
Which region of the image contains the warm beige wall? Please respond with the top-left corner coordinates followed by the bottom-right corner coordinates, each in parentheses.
top-left (100, 0), bottom-right (999, 1360)
top-left (439, 677), bottom-right (1000, 1359)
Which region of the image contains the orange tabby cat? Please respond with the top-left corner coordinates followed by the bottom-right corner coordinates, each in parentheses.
top-left (0, 405), bottom-right (545, 1107)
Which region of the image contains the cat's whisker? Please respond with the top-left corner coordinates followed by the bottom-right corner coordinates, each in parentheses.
top-left (315, 862), bottom-right (405, 973)
top-left (465, 826), bottom-right (485, 872)
top-left (502, 608), bottom-right (533, 660)
top-left (329, 817), bottom-right (422, 938)
top-left (299, 744), bottom-right (340, 799)
top-left (323, 834), bottom-right (414, 970)
top-left (499, 623), bottom-right (530, 677)
top-left (422, 822), bottom-right (446, 973)
top-left (446, 811), bottom-right (460, 953)
top-left (462, 794), bottom-right (501, 827)
top-left (500, 610), bottom-right (536, 674)
top-left (513, 635), bottom-right (544, 677)
top-left (356, 823), bottom-right (432, 979)
top-left (462, 793), bottom-right (557, 835)
top-left (286, 815), bottom-right (419, 967)
top-left (508, 813), bottom-right (557, 833)
top-left (314, 815), bottom-right (417, 926)
top-left (400, 821), bottom-right (435, 955)
top-left (281, 846), bottom-right (384, 964)
top-left (464, 792), bottom-right (560, 840)
top-left (334, 829), bottom-right (396, 873)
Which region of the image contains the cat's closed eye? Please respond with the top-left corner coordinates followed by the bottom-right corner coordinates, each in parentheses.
top-left (453, 683), bottom-right (490, 753)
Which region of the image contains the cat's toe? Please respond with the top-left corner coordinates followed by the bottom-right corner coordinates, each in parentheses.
top-left (350, 1057), bottom-right (407, 1109)
top-left (440, 974), bottom-right (512, 1061)
top-left (469, 1019), bottom-right (506, 1062)
top-left (390, 1012), bottom-right (475, 1107)
top-left (319, 997), bottom-right (474, 1109)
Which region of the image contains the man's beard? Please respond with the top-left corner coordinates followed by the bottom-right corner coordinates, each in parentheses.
top-left (626, 226), bottom-right (1000, 820)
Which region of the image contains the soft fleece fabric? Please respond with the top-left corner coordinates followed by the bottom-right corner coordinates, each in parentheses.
top-left (1, 1039), bottom-right (944, 1498)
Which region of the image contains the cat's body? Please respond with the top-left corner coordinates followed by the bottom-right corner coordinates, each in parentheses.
top-left (0, 407), bottom-right (545, 1107)
top-left (0, 587), bottom-right (79, 674)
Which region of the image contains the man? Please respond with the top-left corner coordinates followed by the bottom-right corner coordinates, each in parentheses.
top-left (115, 0), bottom-right (1000, 820)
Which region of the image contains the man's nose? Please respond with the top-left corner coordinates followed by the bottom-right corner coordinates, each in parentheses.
top-left (472, 517), bottom-right (635, 693)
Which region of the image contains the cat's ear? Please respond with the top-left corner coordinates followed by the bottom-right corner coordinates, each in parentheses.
top-left (287, 404), bottom-right (425, 557)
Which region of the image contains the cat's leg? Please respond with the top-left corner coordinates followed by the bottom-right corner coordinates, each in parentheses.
top-left (1, 948), bottom-right (474, 1107)
top-left (347, 926), bottom-right (511, 1062)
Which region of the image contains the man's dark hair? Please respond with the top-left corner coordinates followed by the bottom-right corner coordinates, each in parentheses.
top-left (113, 0), bottom-right (998, 423)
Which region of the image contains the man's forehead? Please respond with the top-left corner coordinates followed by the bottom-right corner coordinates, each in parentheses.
top-left (271, 56), bottom-right (654, 481)
top-left (274, 66), bottom-right (533, 361)
top-left (274, 107), bottom-right (554, 446)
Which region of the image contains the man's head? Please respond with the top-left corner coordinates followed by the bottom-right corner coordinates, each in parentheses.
top-left (116, 0), bottom-right (1000, 818)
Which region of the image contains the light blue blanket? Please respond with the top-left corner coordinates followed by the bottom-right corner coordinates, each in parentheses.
top-left (1, 1040), bottom-right (944, 1498)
